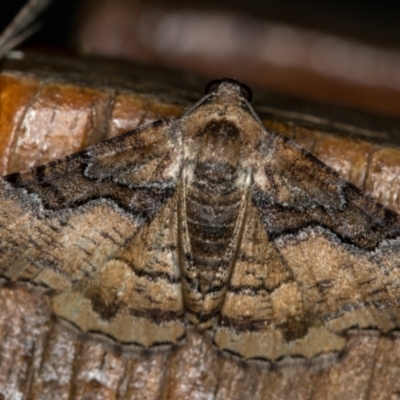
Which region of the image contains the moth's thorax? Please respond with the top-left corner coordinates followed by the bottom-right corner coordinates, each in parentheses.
top-left (181, 81), bottom-right (263, 166)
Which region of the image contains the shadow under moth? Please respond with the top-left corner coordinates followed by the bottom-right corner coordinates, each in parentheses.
top-left (1, 78), bottom-right (400, 362)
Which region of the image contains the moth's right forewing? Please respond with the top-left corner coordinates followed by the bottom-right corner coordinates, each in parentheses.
top-left (0, 119), bottom-right (185, 346)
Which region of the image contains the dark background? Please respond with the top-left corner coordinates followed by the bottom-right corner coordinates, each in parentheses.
top-left (0, 0), bottom-right (80, 47)
top-left (1, 0), bottom-right (400, 49)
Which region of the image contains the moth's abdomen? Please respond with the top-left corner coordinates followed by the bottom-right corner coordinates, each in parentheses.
top-left (181, 159), bottom-right (249, 328)
top-left (188, 161), bottom-right (242, 289)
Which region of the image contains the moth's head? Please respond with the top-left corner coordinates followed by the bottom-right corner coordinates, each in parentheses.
top-left (183, 78), bottom-right (259, 122)
top-left (205, 78), bottom-right (252, 103)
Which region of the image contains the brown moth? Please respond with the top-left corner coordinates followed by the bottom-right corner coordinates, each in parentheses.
top-left (1, 78), bottom-right (400, 362)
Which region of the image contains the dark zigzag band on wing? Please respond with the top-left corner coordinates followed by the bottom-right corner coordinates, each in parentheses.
top-left (252, 185), bottom-right (400, 250)
top-left (1, 119), bottom-right (178, 219)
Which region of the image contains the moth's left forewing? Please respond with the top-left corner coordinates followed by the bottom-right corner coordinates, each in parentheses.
top-left (216, 126), bottom-right (400, 361)
top-left (0, 119), bottom-right (186, 346)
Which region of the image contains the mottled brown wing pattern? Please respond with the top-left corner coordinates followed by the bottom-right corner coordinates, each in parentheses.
top-left (2, 78), bottom-right (400, 363)
top-left (0, 119), bottom-right (186, 346)
top-left (216, 131), bottom-right (400, 360)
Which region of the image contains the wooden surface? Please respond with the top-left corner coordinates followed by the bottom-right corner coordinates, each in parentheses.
top-left (2, 52), bottom-right (400, 399)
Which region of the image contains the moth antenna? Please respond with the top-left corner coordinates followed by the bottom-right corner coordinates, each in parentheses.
top-left (0, 0), bottom-right (52, 59)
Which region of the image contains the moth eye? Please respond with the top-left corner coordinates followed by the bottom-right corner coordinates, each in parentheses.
top-left (239, 83), bottom-right (253, 103)
top-left (205, 79), bottom-right (222, 94)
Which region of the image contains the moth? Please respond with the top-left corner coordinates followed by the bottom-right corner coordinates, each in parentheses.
top-left (1, 78), bottom-right (400, 362)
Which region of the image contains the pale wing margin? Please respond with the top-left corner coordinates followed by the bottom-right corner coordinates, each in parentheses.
top-left (0, 118), bottom-right (186, 346)
top-left (215, 131), bottom-right (400, 361)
